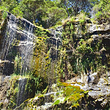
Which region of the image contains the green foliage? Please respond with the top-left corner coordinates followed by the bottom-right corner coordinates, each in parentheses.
top-left (12, 5), bottom-right (23, 17)
top-left (14, 55), bottom-right (22, 75)
top-left (58, 82), bottom-right (85, 108)
top-left (2, 11), bottom-right (7, 19)
top-left (0, 0), bottom-right (109, 109)
top-left (0, 0), bottom-right (20, 16)
top-left (6, 75), bottom-right (20, 109)
top-left (76, 40), bottom-right (93, 54)
top-left (0, 0), bottom-right (67, 28)
top-left (59, 15), bottom-right (105, 75)
top-left (34, 0), bottom-right (67, 28)
top-left (58, 0), bottom-right (91, 16)
top-left (53, 99), bottom-right (60, 105)
top-left (76, 39), bottom-right (94, 71)
top-left (32, 26), bottom-right (58, 92)
top-left (77, 12), bottom-right (88, 23)
top-left (93, 0), bottom-right (110, 23)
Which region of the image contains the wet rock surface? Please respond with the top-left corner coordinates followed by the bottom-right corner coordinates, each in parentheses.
top-left (0, 13), bottom-right (36, 75)
top-left (67, 72), bottom-right (110, 109)
top-left (0, 14), bottom-right (110, 110)
top-left (0, 76), bottom-right (35, 110)
top-left (47, 26), bottom-right (62, 60)
top-left (0, 60), bottom-right (14, 75)
top-left (17, 78), bottom-right (35, 106)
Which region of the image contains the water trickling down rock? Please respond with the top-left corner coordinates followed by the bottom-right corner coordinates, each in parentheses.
top-left (0, 13), bottom-right (36, 75)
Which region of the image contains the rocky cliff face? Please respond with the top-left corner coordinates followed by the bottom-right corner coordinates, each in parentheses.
top-left (0, 13), bottom-right (62, 109)
top-left (0, 12), bottom-right (62, 75)
top-left (0, 13), bottom-right (110, 110)
top-left (0, 13), bottom-right (36, 75)
top-left (88, 23), bottom-right (110, 69)
top-left (0, 13), bottom-right (36, 109)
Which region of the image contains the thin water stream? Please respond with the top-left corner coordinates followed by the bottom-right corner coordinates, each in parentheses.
top-left (0, 13), bottom-right (35, 74)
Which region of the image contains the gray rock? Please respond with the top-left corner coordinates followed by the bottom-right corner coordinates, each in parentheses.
top-left (0, 13), bottom-right (36, 75)
top-left (17, 78), bottom-right (35, 106)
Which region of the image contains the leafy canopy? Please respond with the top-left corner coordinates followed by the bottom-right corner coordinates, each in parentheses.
top-left (0, 0), bottom-right (67, 28)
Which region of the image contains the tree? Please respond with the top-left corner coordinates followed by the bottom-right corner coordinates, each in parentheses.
top-left (34, 0), bottom-right (67, 28)
top-left (0, 0), bottom-right (67, 28)
top-left (58, 0), bottom-right (92, 16)
top-left (92, 0), bottom-right (110, 23)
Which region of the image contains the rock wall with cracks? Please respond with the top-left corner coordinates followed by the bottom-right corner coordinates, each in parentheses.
top-left (0, 13), bottom-right (36, 75)
top-left (0, 13), bottom-right (110, 109)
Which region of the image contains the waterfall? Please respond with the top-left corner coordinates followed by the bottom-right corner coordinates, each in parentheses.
top-left (0, 13), bottom-right (36, 107)
top-left (17, 78), bottom-right (28, 106)
top-left (18, 19), bottom-right (35, 74)
top-left (0, 14), bottom-right (17, 60)
top-left (46, 26), bottom-right (62, 91)
top-left (0, 13), bottom-right (63, 107)
top-left (16, 77), bottom-right (35, 107)
top-left (0, 13), bottom-right (35, 75)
